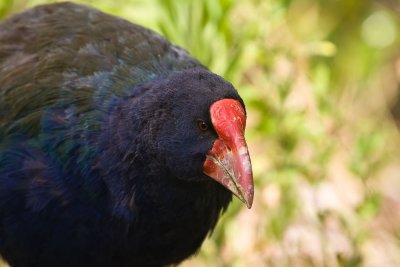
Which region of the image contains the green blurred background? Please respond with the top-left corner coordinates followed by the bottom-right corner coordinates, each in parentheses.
top-left (1, 0), bottom-right (400, 266)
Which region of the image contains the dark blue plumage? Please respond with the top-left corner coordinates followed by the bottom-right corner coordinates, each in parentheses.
top-left (0, 2), bottom-right (253, 267)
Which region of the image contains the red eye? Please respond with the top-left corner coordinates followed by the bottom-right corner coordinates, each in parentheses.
top-left (197, 119), bottom-right (208, 131)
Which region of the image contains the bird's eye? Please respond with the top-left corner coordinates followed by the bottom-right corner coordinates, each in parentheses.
top-left (197, 119), bottom-right (209, 131)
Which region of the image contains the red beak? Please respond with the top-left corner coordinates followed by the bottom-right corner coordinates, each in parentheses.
top-left (203, 99), bottom-right (254, 208)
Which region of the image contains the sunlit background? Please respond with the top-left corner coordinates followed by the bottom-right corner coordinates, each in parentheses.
top-left (1, 0), bottom-right (400, 266)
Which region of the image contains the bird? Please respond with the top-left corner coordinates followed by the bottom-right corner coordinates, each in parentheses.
top-left (0, 2), bottom-right (253, 267)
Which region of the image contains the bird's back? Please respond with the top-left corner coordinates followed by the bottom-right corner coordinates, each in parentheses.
top-left (0, 2), bottom-right (201, 138)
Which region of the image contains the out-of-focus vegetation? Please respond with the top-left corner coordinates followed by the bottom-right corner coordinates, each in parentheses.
top-left (1, 0), bottom-right (400, 266)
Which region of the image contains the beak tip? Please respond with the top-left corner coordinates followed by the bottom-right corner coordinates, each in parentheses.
top-left (234, 185), bottom-right (253, 209)
top-left (244, 190), bottom-right (254, 209)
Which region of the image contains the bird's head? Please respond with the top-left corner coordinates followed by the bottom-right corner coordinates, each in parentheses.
top-left (112, 69), bottom-right (254, 208)
top-left (143, 69), bottom-right (254, 208)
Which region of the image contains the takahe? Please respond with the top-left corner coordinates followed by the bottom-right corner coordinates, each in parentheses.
top-left (0, 2), bottom-right (253, 267)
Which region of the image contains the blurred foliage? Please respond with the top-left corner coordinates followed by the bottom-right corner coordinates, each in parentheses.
top-left (2, 0), bottom-right (400, 266)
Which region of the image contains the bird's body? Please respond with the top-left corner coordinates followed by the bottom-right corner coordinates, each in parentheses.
top-left (0, 3), bottom-right (253, 267)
